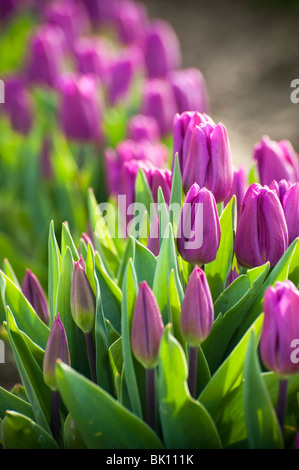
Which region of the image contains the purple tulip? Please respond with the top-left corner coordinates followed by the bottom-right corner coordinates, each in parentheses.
top-left (168, 68), bottom-right (209, 115)
top-left (281, 182), bottom-right (299, 245)
top-left (269, 179), bottom-right (292, 203)
top-left (131, 281), bottom-right (164, 369)
top-left (182, 115), bottom-right (233, 202)
top-left (144, 20), bottom-right (182, 78)
top-left (177, 183), bottom-right (221, 265)
top-left (70, 260), bottom-right (96, 334)
top-left (114, 0), bottom-right (148, 45)
top-left (43, 314), bottom-right (70, 390)
top-left (0, 0), bottom-right (17, 21)
top-left (107, 51), bottom-right (138, 106)
top-left (225, 267), bottom-right (239, 288)
top-left (73, 37), bottom-right (112, 84)
top-left (27, 25), bottom-right (66, 87)
top-left (141, 78), bottom-right (178, 136)
top-left (3, 76), bottom-right (32, 135)
top-left (127, 114), bottom-right (160, 143)
top-left (80, 0), bottom-right (121, 26)
top-left (22, 269), bottom-right (50, 325)
top-left (180, 266), bottom-right (214, 346)
top-left (234, 184), bottom-right (288, 268)
top-left (224, 166), bottom-right (248, 220)
top-left (254, 135), bottom-right (299, 186)
top-left (260, 280), bottom-right (299, 376)
top-left (57, 74), bottom-right (103, 142)
top-left (147, 213), bottom-right (160, 257)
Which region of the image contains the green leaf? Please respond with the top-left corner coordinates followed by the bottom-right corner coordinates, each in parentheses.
top-left (287, 237), bottom-right (299, 287)
top-left (158, 326), bottom-right (221, 449)
top-left (153, 223), bottom-right (183, 323)
top-left (205, 196), bottom-right (236, 301)
top-left (243, 329), bottom-right (284, 449)
top-left (48, 220), bottom-right (62, 324)
top-left (55, 362), bottom-right (163, 449)
top-left (133, 238), bottom-right (157, 289)
top-left (2, 411), bottom-right (58, 449)
top-left (167, 269), bottom-right (185, 353)
top-left (0, 270), bottom-right (50, 350)
top-left (61, 222), bottom-right (79, 261)
top-left (0, 387), bottom-right (34, 421)
top-left (2, 258), bottom-right (20, 289)
top-left (135, 168), bottom-right (155, 215)
top-left (169, 153), bottom-right (182, 234)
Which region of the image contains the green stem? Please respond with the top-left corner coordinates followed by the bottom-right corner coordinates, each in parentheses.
top-left (51, 391), bottom-right (60, 444)
top-left (276, 378), bottom-right (288, 431)
top-left (84, 332), bottom-right (97, 383)
top-left (188, 346), bottom-right (198, 399)
top-left (146, 368), bottom-right (156, 430)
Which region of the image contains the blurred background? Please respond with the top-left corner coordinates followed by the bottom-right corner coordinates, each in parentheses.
top-left (141, 0), bottom-right (299, 168)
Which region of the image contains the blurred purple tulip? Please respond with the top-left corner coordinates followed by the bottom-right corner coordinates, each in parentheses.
top-left (224, 166), bottom-right (248, 220)
top-left (3, 76), bottom-right (32, 135)
top-left (22, 269), bottom-right (50, 325)
top-left (114, 0), bottom-right (148, 45)
top-left (73, 37), bottom-right (112, 84)
top-left (58, 74), bottom-right (103, 142)
top-left (234, 184), bottom-right (288, 268)
top-left (144, 20), bottom-right (182, 78)
top-left (127, 114), bottom-right (160, 143)
top-left (141, 78), bottom-right (178, 136)
top-left (131, 281), bottom-right (164, 369)
top-left (260, 280), bottom-right (299, 376)
top-left (177, 183), bottom-right (221, 265)
top-left (254, 135), bottom-right (299, 186)
top-left (168, 68), bottom-right (209, 115)
top-left (180, 266), bottom-right (214, 346)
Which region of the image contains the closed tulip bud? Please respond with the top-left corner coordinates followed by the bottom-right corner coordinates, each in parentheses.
top-left (182, 118), bottom-right (233, 202)
top-left (254, 135), bottom-right (299, 186)
top-left (177, 183), bottom-right (221, 265)
top-left (107, 54), bottom-right (135, 106)
top-left (260, 281), bottom-right (299, 376)
top-left (114, 0), bottom-right (147, 45)
top-left (73, 37), bottom-right (112, 84)
top-left (234, 184), bottom-right (288, 268)
top-left (144, 20), bottom-right (182, 78)
top-left (3, 76), bottom-right (32, 135)
top-left (127, 114), bottom-right (160, 143)
top-left (70, 260), bottom-right (96, 334)
top-left (269, 179), bottom-right (292, 203)
top-left (281, 182), bottom-right (299, 245)
top-left (43, 314), bottom-right (70, 390)
top-left (22, 269), bottom-right (50, 325)
top-left (168, 68), bottom-right (209, 115)
top-left (141, 78), bottom-right (178, 136)
top-left (224, 166), bottom-right (248, 221)
top-left (131, 281), bottom-right (164, 369)
top-left (27, 25), bottom-right (65, 87)
top-left (58, 74), bottom-right (102, 142)
top-left (147, 213), bottom-right (160, 257)
top-left (149, 168), bottom-right (172, 205)
top-left (226, 267), bottom-right (239, 288)
top-left (180, 266), bottom-right (214, 346)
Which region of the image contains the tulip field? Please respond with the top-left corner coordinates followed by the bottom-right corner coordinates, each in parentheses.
top-left (1, 0), bottom-right (299, 452)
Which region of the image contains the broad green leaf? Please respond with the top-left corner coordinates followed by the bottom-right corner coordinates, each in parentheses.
top-left (0, 270), bottom-right (50, 350)
top-left (116, 236), bottom-right (135, 288)
top-left (133, 238), bottom-right (157, 289)
top-left (2, 258), bottom-right (20, 289)
top-left (108, 337), bottom-right (123, 400)
top-left (55, 362), bottom-right (163, 449)
top-left (167, 269), bottom-right (185, 352)
top-left (64, 413), bottom-right (87, 449)
top-left (153, 223), bottom-right (183, 323)
top-left (2, 411), bottom-right (58, 449)
top-left (61, 222), bottom-right (79, 261)
top-left (0, 387), bottom-right (34, 421)
top-left (4, 308), bottom-right (51, 433)
top-left (48, 220), bottom-right (62, 324)
top-left (243, 329), bottom-right (283, 449)
top-left (205, 196), bottom-right (236, 301)
top-left (135, 168), bottom-right (155, 215)
top-left (158, 326), bottom-right (221, 449)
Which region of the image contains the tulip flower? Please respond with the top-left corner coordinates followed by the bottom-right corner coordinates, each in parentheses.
top-left (234, 184), bottom-right (288, 268)
top-left (281, 182), bottom-right (299, 245)
top-left (180, 266), bottom-right (214, 397)
top-left (107, 53), bottom-right (136, 106)
top-left (269, 179), bottom-right (292, 203)
top-left (127, 114), bottom-right (160, 143)
top-left (177, 183), bottom-right (221, 265)
top-left (224, 166), bottom-right (248, 221)
top-left (144, 20), bottom-right (182, 78)
top-left (141, 78), bottom-right (178, 136)
top-left (225, 267), bottom-right (239, 288)
top-left (3, 76), bottom-right (32, 135)
top-left (27, 25), bottom-right (65, 87)
top-left (168, 68), bottom-right (209, 115)
top-left (260, 281), bottom-right (299, 429)
top-left (22, 269), bottom-right (50, 325)
top-left (182, 116), bottom-right (233, 202)
top-left (57, 74), bottom-right (103, 142)
top-left (114, 0), bottom-right (148, 45)
top-left (254, 135), bottom-right (299, 186)
top-left (73, 37), bottom-right (112, 84)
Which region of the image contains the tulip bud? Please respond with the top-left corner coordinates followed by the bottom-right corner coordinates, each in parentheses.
top-left (234, 184), bottom-right (288, 268)
top-left (225, 267), bottom-right (239, 288)
top-left (281, 182), bottom-right (299, 245)
top-left (177, 183), bottom-right (221, 265)
top-left (254, 135), bottom-right (299, 186)
top-left (127, 114), bottom-right (160, 143)
top-left (3, 76), bottom-right (32, 136)
top-left (149, 168), bottom-right (172, 205)
top-left (57, 74), bottom-right (103, 142)
top-left (43, 314), bottom-right (70, 390)
top-left (144, 20), bottom-right (182, 78)
top-left (224, 166), bottom-right (248, 220)
top-left (107, 54), bottom-right (135, 106)
top-left (114, 0), bottom-right (148, 45)
top-left (182, 117), bottom-right (233, 202)
top-left (141, 78), bottom-right (178, 136)
top-left (269, 179), bottom-right (292, 203)
top-left (73, 37), bottom-right (112, 84)
top-left (260, 280), bottom-right (299, 376)
top-left (180, 266), bottom-right (214, 346)
top-left (168, 68), bottom-right (209, 115)
top-left (22, 269), bottom-right (50, 325)
top-left (131, 281), bottom-right (164, 369)
top-left (70, 260), bottom-right (96, 334)
top-left (27, 25), bottom-right (66, 87)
